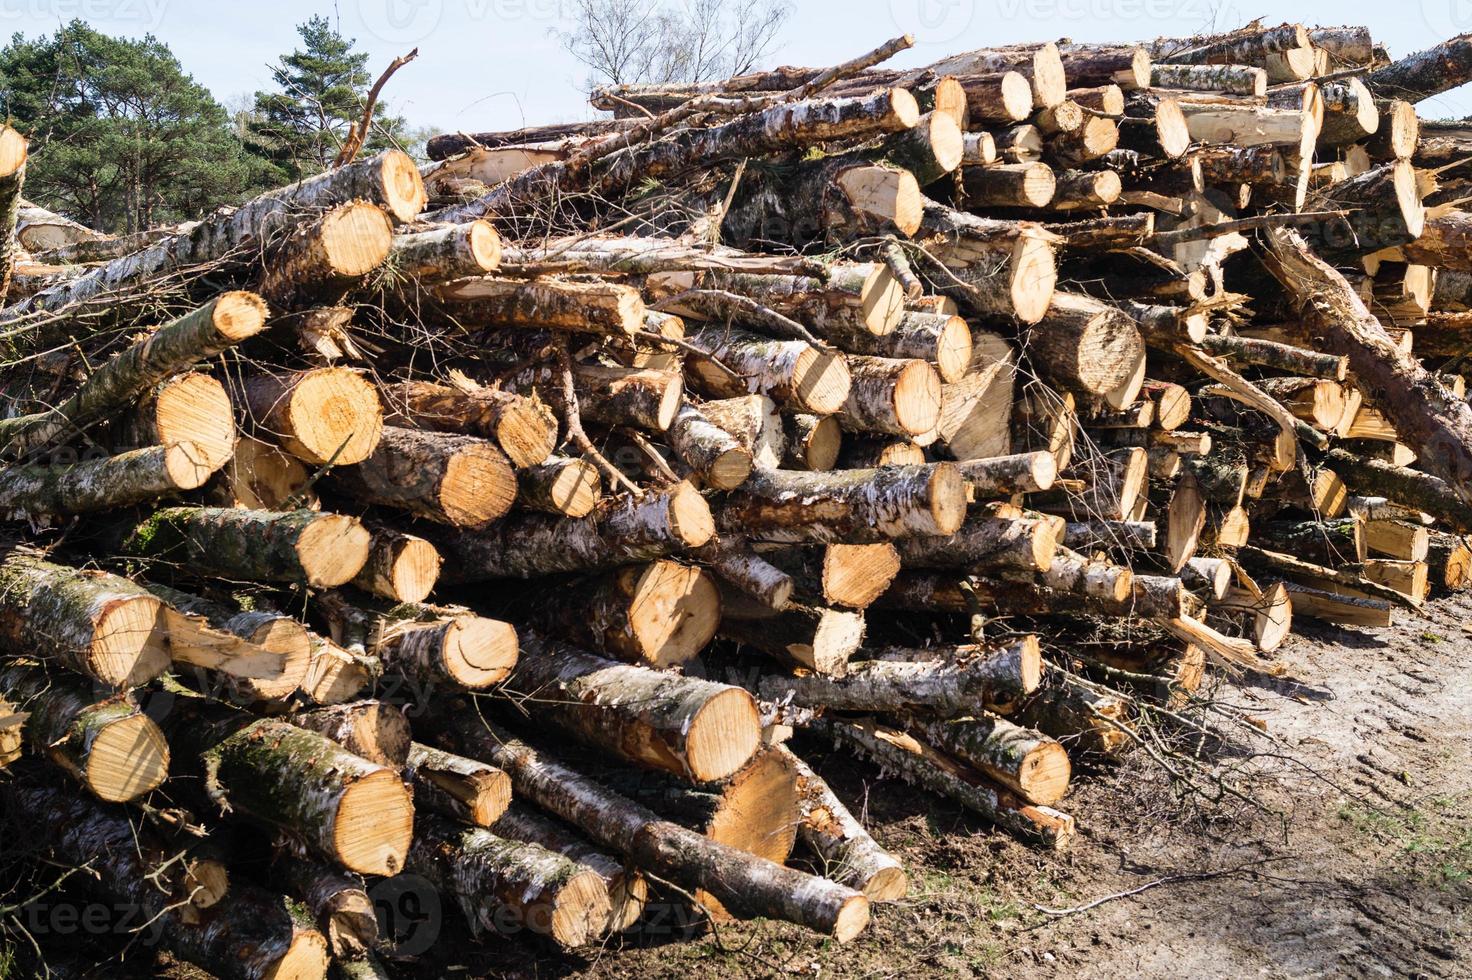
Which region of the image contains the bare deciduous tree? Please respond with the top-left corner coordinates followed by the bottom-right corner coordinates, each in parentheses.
top-left (556, 0), bottom-right (791, 90)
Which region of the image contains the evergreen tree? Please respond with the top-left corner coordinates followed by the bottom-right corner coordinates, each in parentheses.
top-left (0, 20), bottom-right (270, 234)
top-left (249, 16), bottom-right (407, 181)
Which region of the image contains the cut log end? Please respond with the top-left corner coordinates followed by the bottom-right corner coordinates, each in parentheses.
top-left (927, 462), bottom-right (970, 536)
top-left (823, 542), bottom-right (901, 608)
top-left (1011, 234), bottom-right (1058, 325)
top-left (497, 398), bottom-right (559, 469)
top-left (0, 125), bottom-right (27, 176)
top-left (378, 535), bottom-right (443, 604)
top-left (1155, 98), bottom-right (1191, 159)
top-left (1018, 740), bottom-right (1072, 806)
top-left (161, 441), bottom-right (218, 491)
top-left (96, 594), bottom-right (171, 689)
top-left (86, 712), bottom-right (170, 802)
top-left (273, 932), bottom-right (331, 980)
top-left (296, 514), bottom-right (374, 588)
top-left (793, 347), bottom-right (854, 415)
top-left (274, 368), bottom-right (384, 466)
top-left (321, 201), bottom-right (395, 277)
top-left (627, 561), bottom-right (722, 667)
top-left (333, 768), bottom-right (415, 875)
top-left (1001, 71), bottom-right (1034, 120)
top-left (860, 264), bottom-right (906, 336)
top-left (832, 894), bottom-right (872, 944)
top-left (686, 687), bottom-right (762, 783)
top-left (151, 373), bottom-right (237, 470)
top-left (379, 149), bottom-right (431, 222)
top-left (211, 290), bottom-right (270, 340)
top-left (441, 443), bottom-right (519, 527)
top-left (536, 457), bottom-right (603, 517)
top-left (889, 87), bottom-right (922, 128)
top-left (552, 869), bottom-right (618, 949)
top-left (790, 413), bottom-right (843, 470)
top-left (444, 617), bottom-right (520, 688)
top-left (838, 166), bottom-right (923, 237)
top-left (667, 480), bottom-right (718, 547)
top-left (1032, 42), bottom-right (1068, 108)
top-left (892, 359), bottom-right (944, 436)
top-left (466, 219), bottom-right (503, 271)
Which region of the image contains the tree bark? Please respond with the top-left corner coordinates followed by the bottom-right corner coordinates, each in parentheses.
top-left (383, 379), bottom-right (557, 468)
top-left (437, 482), bottom-right (714, 579)
top-left (389, 219), bottom-right (501, 279)
top-left (538, 559), bottom-right (720, 667)
top-left (405, 740), bottom-right (512, 827)
top-left (166, 707), bottom-right (414, 875)
top-left (505, 630), bottom-right (760, 782)
top-left (0, 552), bottom-right (169, 688)
top-left (717, 462), bottom-right (967, 542)
top-left (908, 713), bottom-right (1070, 805)
top-left (443, 716), bottom-right (871, 942)
top-left (757, 637), bottom-right (1041, 715)
top-left (409, 815), bottom-right (612, 949)
top-left (329, 425), bottom-right (516, 528)
top-left (115, 506), bottom-right (371, 588)
top-left (0, 292), bottom-right (267, 459)
top-left (0, 660), bottom-right (169, 801)
top-left (810, 716), bottom-right (1075, 847)
top-left (0, 442), bottom-right (221, 516)
top-left (1366, 33), bottom-right (1472, 103)
top-left (683, 325), bottom-right (852, 414)
top-left (4, 151), bottom-right (424, 327)
top-left (9, 784), bottom-right (330, 980)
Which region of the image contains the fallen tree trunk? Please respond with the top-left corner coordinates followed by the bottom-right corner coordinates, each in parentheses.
top-left (165, 707), bottom-right (414, 876)
top-left (755, 637), bottom-right (1041, 715)
top-left (383, 380), bottom-right (557, 468)
top-left (437, 482), bottom-right (715, 579)
top-left (717, 463), bottom-right (966, 542)
top-left (404, 740), bottom-right (512, 827)
top-left (1264, 229), bottom-right (1472, 501)
top-left (329, 426), bottom-right (517, 529)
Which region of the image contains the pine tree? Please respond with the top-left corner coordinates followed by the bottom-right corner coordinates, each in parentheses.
top-left (248, 16), bottom-right (407, 182)
top-left (0, 20), bottom-right (270, 234)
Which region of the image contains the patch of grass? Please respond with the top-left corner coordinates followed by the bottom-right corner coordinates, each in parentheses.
top-left (1337, 797), bottom-right (1472, 888)
top-left (1420, 631), bottom-right (1445, 644)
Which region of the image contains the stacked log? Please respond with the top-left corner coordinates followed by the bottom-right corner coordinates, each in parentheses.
top-left (3, 20), bottom-right (1472, 976)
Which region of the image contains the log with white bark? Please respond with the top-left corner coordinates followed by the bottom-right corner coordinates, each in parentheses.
top-left (388, 219), bottom-right (501, 279)
top-left (717, 463), bottom-right (967, 542)
top-left (409, 815), bottom-right (612, 949)
top-left (811, 716), bottom-right (1074, 847)
top-left (720, 600), bottom-right (866, 675)
top-left (757, 637), bottom-right (1041, 715)
top-left (425, 275), bottom-right (645, 336)
top-left (1025, 292), bottom-right (1145, 400)
top-left (291, 700), bottom-right (412, 768)
top-left (838, 355), bottom-right (943, 438)
top-left (915, 199), bottom-right (1058, 324)
top-left (329, 425), bottom-right (516, 529)
top-left (0, 660), bottom-right (169, 801)
top-left (3, 151), bottom-right (424, 327)
top-left (0, 552), bottom-right (169, 688)
top-left (404, 740), bottom-right (512, 827)
top-left (383, 379), bottom-right (557, 468)
top-left (166, 707), bottom-right (414, 876)
top-left (11, 784), bottom-right (330, 980)
top-left (147, 584), bottom-right (312, 701)
top-left (0, 127), bottom-right (26, 302)
top-left (908, 713), bottom-right (1070, 806)
top-left (350, 526), bottom-right (441, 603)
top-left (0, 292), bottom-right (267, 459)
top-left (445, 716), bottom-right (872, 941)
top-left (541, 559), bottom-right (720, 667)
top-left (239, 366), bottom-right (384, 467)
top-left (0, 441), bottom-right (221, 516)
top-left (280, 860), bottom-right (379, 962)
top-left (437, 482), bottom-right (715, 578)
top-left (505, 631), bottom-right (760, 782)
top-left (896, 512), bottom-right (1060, 573)
top-left (1365, 33), bottom-right (1472, 103)
top-left (683, 325), bottom-right (852, 414)
top-left (115, 506), bottom-right (371, 588)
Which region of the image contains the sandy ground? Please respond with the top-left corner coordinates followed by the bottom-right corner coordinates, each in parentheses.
top-left (7, 594), bottom-right (1469, 979)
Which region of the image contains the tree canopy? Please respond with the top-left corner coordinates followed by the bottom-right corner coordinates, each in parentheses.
top-left (248, 15), bottom-right (408, 182)
top-left (0, 20), bottom-right (270, 235)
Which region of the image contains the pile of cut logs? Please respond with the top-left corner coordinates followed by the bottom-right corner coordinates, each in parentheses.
top-left (2, 20), bottom-right (1472, 977)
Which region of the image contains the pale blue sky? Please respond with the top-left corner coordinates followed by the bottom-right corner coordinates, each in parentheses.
top-left (9, 0), bottom-right (1472, 131)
